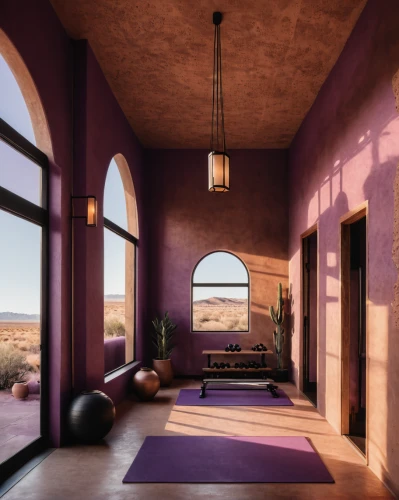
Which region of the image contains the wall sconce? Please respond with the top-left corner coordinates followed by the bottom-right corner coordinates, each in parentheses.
top-left (71, 196), bottom-right (97, 227)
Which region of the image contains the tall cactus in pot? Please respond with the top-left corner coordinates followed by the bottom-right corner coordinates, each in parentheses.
top-left (269, 283), bottom-right (285, 370)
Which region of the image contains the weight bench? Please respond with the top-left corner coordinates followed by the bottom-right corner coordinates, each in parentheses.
top-left (199, 378), bottom-right (279, 399)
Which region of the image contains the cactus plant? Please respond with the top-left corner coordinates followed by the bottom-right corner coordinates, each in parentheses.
top-left (269, 282), bottom-right (285, 370)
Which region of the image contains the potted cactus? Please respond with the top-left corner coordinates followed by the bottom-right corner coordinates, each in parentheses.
top-left (152, 312), bottom-right (177, 386)
top-left (269, 283), bottom-right (288, 382)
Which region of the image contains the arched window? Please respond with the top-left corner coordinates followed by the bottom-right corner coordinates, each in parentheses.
top-left (0, 41), bottom-right (50, 473)
top-left (104, 154), bottom-right (138, 374)
top-left (192, 251), bottom-right (249, 332)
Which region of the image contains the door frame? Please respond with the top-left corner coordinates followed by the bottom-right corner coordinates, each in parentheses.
top-left (340, 201), bottom-right (369, 461)
top-left (300, 223), bottom-right (319, 396)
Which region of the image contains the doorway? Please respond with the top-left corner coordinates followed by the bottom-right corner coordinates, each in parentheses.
top-left (302, 229), bottom-right (318, 407)
top-left (341, 208), bottom-right (367, 456)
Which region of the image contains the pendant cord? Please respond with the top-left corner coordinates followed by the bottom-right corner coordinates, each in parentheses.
top-left (210, 21), bottom-right (226, 153)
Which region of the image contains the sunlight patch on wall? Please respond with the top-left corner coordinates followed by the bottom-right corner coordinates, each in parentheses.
top-left (367, 303), bottom-right (389, 476)
top-left (307, 190), bottom-right (319, 228)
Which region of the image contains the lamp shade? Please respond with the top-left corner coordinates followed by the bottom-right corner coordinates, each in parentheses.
top-left (208, 151), bottom-right (230, 192)
top-left (87, 196), bottom-right (97, 226)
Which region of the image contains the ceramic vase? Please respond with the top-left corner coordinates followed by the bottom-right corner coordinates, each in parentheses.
top-left (133, 367), bottom-right (160, 401)
top-left (12, 382), bottom-right (29, 400)
top-left (153, 359), bottom-right (173, 387)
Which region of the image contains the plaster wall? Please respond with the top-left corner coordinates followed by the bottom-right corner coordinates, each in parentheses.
top-left (288, 0), bottom-right (399, 493)
top-left (146, 149), bottom-right (289, 375)
top-left (72, 41), bottom-right (148, 401)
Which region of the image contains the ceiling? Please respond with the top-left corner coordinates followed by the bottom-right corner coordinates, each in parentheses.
top-left (50, 0), bottom-right (366, 149)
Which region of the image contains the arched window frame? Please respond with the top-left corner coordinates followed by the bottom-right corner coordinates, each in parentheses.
top-left (103, 154), bottom-right (138, 375)
top-left (191, 250), bottom-right (250, 333)
top-left (0, 51), bottom-right (50, 478)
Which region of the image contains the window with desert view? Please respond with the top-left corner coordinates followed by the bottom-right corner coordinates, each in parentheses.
top-left (192, 251), bottom-right (249, 332)
top-left (0, 52), bottom-right (48, 464)
top-left (104, 156), bottom-right (138, 374)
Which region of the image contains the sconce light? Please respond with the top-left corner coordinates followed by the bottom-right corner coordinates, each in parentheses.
top-left (71, 196), bottom-right (97, 227)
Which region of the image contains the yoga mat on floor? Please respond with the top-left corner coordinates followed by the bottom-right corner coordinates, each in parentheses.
top-left (175, 388), bottom-right (294, 406)
top-left (123, 436), bottom-right (334, 483)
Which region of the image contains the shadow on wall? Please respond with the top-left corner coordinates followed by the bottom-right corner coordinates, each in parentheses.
top-left (289, 12), bottom-right (399, 491)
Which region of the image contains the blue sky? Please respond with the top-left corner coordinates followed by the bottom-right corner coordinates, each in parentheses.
top-left (193, 252), bottom-right (248, 301)
top-left (0, 55), bottom-right (247, 313)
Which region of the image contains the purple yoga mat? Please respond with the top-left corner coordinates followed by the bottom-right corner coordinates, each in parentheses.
top-left (175, 388), bottom-right (294, 406)
top-left (123, 436), bottom-right (334, 483)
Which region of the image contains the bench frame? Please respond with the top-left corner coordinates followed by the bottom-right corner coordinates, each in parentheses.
top-left (199, 378), bottom-right (279, 399)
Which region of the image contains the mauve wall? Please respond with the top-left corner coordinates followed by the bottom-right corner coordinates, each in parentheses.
top-left (146, 149), bottom-right (289, 375)
top-left (73, 41), bottom-right (147, 400)
top-left (288, 0), bottom-right (399, 493)
top-left (2, 0), bottom-right (73, 446)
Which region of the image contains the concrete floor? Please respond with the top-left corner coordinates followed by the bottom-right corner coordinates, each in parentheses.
top-left (3, 380), bottom-right (392, 499)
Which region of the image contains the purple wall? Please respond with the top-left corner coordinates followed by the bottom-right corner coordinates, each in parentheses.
top-left (72, 41), bottom-right (148, 401)
top-left (288, 0), bottom-right (399, 492)
top-left (146, 149), bottom-right (289, 375)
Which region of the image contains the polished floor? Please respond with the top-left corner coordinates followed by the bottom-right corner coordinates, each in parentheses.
top-left (3, 380), bottom-right (392, 499)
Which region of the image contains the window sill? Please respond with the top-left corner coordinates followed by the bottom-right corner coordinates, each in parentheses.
top-left (104, 360), bottom-right (141, 384)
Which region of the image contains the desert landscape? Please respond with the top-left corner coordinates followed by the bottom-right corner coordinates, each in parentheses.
top-left (0, 320), bottom-right (41, 383)
top-left (104, 298), bottom-right (126, 337)
top-left (193, 297), bottom-right (248, 331)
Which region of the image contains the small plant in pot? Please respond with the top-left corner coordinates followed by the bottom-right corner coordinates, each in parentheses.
top-left (269, 283), bottom-right (289, 382)
top-left (152, 312), bottom-right (177, 387)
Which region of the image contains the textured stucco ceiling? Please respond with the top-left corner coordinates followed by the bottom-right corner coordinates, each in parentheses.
top-left (50, 0), bottom-right (366, 149)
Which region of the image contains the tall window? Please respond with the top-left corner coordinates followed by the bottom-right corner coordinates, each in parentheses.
top-left (104, 155), bottom-right (138, 375)
top-left (0, 52), bottom-right (48, 469)
top-left (192, 251), bottom-right (249, 332)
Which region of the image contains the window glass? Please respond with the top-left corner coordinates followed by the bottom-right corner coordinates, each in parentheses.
top-left (104, 158), bottom-right (128, 231)
top-left (193, 251), bottom-right (248, 283)
top-left (0, 139), bottom-right (41, 205)
top-left (0, 210), bottom-right (42, 461)
top-left (192, 252), bottom-right (249, 332)
top-left (0, 55), bottom-right (36, 144)
top-left (104, 228), bottom-right (135, 373)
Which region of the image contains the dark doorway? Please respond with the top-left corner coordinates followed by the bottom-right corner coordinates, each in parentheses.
top-left (341, 211), bottom-right (367, 456)
top-left (302, 230), bottom-right (318, 407)
top-left (348, 217), bottom-right (367, 454)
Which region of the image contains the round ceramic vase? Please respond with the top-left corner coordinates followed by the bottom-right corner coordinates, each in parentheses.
top-left (133, 367), bottom-right (160, 401)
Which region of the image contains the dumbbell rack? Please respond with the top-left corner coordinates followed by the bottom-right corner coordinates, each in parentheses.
top-left (202, 350), bottom-right (273, 379)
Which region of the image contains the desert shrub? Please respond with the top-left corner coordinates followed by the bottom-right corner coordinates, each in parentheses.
top-left (200, 320), bottom-right (227, 331)
top-left (29, 344), bottom-right (41, 354)
top-left (0, 343), bottom-right (31, 389)
top-left (199, 313), bottom-right (212, 323)
top-left (26, 354), bottom-right (40, 372)
top-left (104, 317), bottom-right (125, 338)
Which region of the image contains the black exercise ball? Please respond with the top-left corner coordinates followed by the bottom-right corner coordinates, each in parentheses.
top-left (68, 390), bottom-right (116, 444)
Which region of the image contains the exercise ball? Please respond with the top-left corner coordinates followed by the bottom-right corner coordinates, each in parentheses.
top-left (68, 390), bottom-right (115, 443)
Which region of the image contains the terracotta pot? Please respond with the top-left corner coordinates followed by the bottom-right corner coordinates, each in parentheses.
top-left (133, 368), bottom-right (160, 401)
top-left (153, 359), bottom-right (173, 387)
top-left (12, 382), bottom-right (29, 400)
